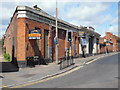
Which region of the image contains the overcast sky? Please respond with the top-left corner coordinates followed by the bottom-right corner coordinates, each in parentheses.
top-left (0, 0), bottom-right (119, 38)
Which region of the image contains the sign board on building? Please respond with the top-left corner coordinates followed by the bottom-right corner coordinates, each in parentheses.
top-left (78, 31), bottom-right (85, 37)
top-left (106, 43), bottom-right (110, 46)
top-left (28, 29), bottom-right (41, 39)
top-left (81, 38), bottom-right (87, 46)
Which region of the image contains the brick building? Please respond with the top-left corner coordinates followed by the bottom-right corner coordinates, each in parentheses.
top-left (4, 6), bottom-right (100, 68)
top-left (99, 32), bottom-right (120, 53)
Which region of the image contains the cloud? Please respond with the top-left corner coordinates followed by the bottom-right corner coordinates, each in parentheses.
top-left (58, 2), bottom-right (113, 31)
top-left (0, 1), bottom-right (118, 39)
top-left (0, 24), bottom-right (7, 38)
top-left (108, 25), bottom-right (118, 35)
top-left (111, 17), bottom-right (118, 24)
top-left (62, 2), bottom-right (109, 20)
top-left (99, 25), bottom-right (118, 37)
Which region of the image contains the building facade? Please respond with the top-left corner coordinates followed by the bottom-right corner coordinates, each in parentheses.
top-left (99, 32), bottom-right (120, 53)
top-left (4, 6), bottom-right (100, 68)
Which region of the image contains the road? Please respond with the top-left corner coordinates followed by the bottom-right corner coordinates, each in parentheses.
top-left (19, 53), bottom-right (119, 88)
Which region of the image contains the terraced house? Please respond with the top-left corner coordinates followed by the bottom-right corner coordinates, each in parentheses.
top-left (100, 32), bottom-right (120, 53)
top-left (3, 6), bottom-right (100, 68)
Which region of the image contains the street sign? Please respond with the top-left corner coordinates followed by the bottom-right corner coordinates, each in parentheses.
top-left (81, 38), bottom-right (87, 46)
top-left (54, 37), bottom-right (58, 44)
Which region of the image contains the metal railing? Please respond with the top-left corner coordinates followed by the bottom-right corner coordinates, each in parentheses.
top-left (59, 56), bottom-right (74, 70)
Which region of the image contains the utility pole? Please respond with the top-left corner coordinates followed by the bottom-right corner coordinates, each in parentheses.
top-left (55, 0), bottom-right (58, 64)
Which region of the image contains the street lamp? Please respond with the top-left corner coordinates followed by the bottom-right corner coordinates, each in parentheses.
top-left (55, 0), bottom-right (58, 64)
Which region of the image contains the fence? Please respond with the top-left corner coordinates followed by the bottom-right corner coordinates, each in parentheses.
top-left (59, 56), bottom-right (75, 70)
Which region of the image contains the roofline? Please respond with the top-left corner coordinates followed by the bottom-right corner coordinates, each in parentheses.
top-left (5, 6), bottom-right (100, 36)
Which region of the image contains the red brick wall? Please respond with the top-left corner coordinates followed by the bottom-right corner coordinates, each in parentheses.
top-left (100, 32), bottom-right (120, 53)
top-left (24, 18), bottom-right (50, 60)
top-left (58, 29), bottom-right (66, 59)
top-left (4, 13), bottom-right (18, 60)
top-left (17, 18), bottom-right (71, 61)
top-left (5, 16), bottom-right (82, 62)
top-left (17, 18), bottom-right (26, 61)
top-left (72, 32), bottom-right (79, 56)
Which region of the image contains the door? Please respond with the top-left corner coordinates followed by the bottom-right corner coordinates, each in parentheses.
top-left (74, 37), bottom-right (77, 56)
top-left (33, 40), bottom-right (40, 56)
top-left (12, 37), bottom-right (14, 61)
top-left (44, 30), bottom-right (49, 58)
top-left (89, 36), bottom-right (94, 54)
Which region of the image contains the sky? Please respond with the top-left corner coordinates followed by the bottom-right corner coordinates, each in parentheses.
top-left (0, 0), bottom-right (119, 38)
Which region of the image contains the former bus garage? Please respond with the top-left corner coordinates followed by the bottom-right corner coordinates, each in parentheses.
top-left (3, 6), bottom-right (100, 68)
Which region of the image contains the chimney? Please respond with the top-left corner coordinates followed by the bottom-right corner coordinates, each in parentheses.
top-left (33, 5), bottom-right (41, 11)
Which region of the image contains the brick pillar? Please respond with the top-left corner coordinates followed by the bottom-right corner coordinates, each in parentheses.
top-left (86, 35), bottom-right (89, 54)
top-left (17, 18), bottom-right (27, 68)
top-left (76, 36), bottom-right (79, 56)
top-left (41, 28), bottom-right (44, 58)
top-left (65, 30), bottom-right (68, 57)
top-left (79, 37), bottom-right (82, 55)
top-left (48, 25), bottom-right (53, 62)
top-left (93, 37), bottom-right (97, 55)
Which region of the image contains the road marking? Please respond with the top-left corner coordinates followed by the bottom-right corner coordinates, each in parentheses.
top-left (0, 85), bottom-right (9, 88)
top-left (85, 52), bottom-right (118, 65)
top-left (10, 66), bottom-right (84, 88)
top-left (85, 57), bottom-right (100, 65)
top-left (4, 52), bottom-right (119, 88)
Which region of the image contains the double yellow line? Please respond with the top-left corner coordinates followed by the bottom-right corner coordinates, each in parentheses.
top-left (3, 53), bottom-right (117, 88)
top-left (10, 66), bottom-right (84, 88)
top-left (0, 85), bottom-right (9, 88)
top-left (2, 56), bottom-right (102, 88)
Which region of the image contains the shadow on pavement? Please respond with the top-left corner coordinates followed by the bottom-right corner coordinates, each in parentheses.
top-left (0, 62), bottom-right (19, 73)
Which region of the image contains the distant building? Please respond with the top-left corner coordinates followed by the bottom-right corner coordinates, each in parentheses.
top-left (99, 32), bottom-right (120, 53)
top-left (4, 6), bottom-right (100, 68)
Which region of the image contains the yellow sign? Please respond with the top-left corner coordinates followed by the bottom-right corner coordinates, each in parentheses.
top-left (28, 29), bottom-right (41, 39)
top-left (106, 43), bottom-right (110, 46)
top-left (78, 31), bottom-right (84, 37)
top-left (28, 34), bottom-right (41, 37)
top-left (78, 32), bottom-right (84, 34)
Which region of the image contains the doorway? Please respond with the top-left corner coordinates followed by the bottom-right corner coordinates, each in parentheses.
top-left (33, 40), bottom-right (40, 56)
top-left (74, 37), bottom-right (77, 56)
top-left (89, 36), bottom-right (94, 54)
top-left (12, 37), bottom-right (14, 61)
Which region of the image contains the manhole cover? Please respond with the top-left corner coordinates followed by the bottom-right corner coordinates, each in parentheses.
top-left (20, 74), bottom-right (35, 78)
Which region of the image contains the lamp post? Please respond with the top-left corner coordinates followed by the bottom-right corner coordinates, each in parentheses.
top-left (55, 0), bottom-right (58, 64)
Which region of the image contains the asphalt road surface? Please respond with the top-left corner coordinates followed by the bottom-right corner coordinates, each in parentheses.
top-left (23, 53), bottom-right (119, 88)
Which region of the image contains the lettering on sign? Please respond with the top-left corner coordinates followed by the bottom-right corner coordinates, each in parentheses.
top-left (28, 29), bottom-right (41, 39)
top-left (78, 31), bottom-right (85, 37)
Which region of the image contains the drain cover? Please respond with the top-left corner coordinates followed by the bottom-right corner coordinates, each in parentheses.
top-left (20, 74), bottom-right (35, 78)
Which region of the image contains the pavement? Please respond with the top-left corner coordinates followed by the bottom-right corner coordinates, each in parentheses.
top-left (27, 53), bottom-right (118, 88)
top-left (0, 52), bottom-right (4, 62)
top-left (0, 52), bottom-right (119, 88)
